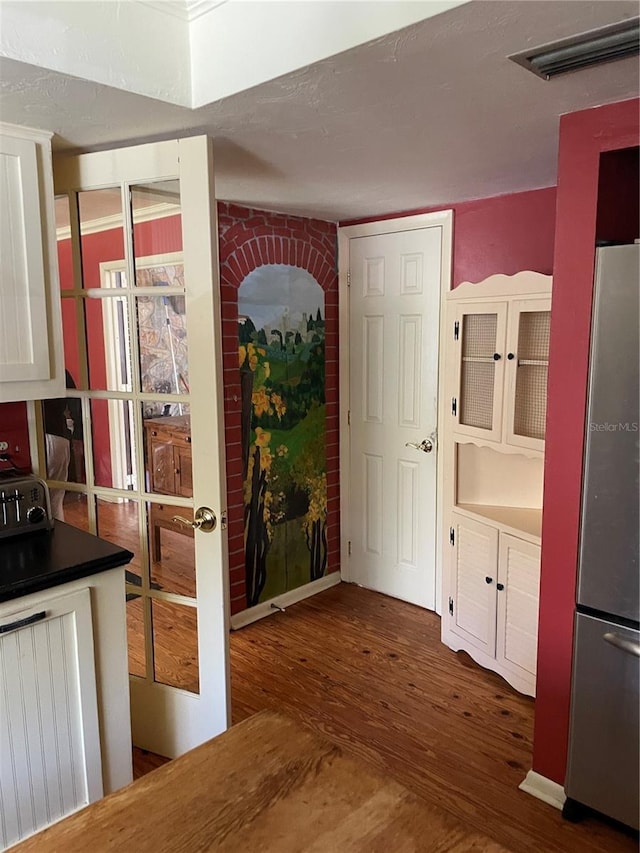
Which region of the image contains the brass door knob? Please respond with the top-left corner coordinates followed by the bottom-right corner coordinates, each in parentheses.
top-left (172, 506), bottom-right (217, 532)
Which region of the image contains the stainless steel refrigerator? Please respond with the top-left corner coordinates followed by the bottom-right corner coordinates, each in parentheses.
top-left (563, 243), bottom-right (640, 830)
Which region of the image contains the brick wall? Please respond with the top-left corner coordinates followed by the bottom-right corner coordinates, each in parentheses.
top-left (217, 202), bottom-right (340, 615)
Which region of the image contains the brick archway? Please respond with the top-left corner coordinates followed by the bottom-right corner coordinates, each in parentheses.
top-left (217, 203), bottom-right (340, 615)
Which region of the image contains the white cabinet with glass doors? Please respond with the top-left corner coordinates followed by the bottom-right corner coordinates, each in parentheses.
top-left (451, 277), bottom-right (551, 454)
top-left (0, 122), bottom-right (64, 402)
top-left (441, 271), bottom-right (551, 696)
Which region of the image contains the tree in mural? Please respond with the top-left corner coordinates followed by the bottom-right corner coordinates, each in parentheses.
top-left (290, 428), bottom-right (328, 582)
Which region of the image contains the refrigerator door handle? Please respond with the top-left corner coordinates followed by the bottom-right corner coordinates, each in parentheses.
top-left (603, 632), bottom-right (640, 658)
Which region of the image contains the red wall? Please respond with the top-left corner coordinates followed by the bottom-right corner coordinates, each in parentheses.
top-left (533, 98), bottom-right (640, 785)
top-left (217, 203), bottom-right (340, 615)
top-left (341, 186), bottom-right (557, 286)
top-left (0, 402), bottom-right (31, 474)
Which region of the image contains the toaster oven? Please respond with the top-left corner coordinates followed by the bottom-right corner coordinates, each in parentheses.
top-left (0, 476), bottom-right (54, 539)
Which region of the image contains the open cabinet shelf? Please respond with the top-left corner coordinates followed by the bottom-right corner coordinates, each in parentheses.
top-left (454, 503), bottom-right (542, 541)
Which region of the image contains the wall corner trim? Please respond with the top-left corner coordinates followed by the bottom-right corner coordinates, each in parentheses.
top-left (230, 572), bottom-right (342, 630)
top-left (518, 769), bottom-right (566, 811)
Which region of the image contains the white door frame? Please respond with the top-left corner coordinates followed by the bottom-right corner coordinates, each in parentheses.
top-left (338, 211), bottom-right (453, 614)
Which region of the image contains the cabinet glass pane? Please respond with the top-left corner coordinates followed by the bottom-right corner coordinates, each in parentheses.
top-left (513, 311), bottom-right (550, 441)
top-left (459, 313), bottom-right (497, 430)
top-left (151, 599), bottom-right (199, 694)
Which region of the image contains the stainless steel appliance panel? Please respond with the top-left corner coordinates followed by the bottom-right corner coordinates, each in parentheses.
top-left (565, 612), bottom-right (640, 830)
top-left (579, 244), bottom-right (639, 621)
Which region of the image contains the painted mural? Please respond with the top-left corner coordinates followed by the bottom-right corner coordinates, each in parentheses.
top-left (238, 264), bottom-right (327, 607)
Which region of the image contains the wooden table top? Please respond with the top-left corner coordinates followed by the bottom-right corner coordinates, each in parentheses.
top-left (12, 711), bottom-right (510, 852)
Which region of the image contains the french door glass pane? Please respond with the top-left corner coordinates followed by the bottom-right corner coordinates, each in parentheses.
top-left (96, 497), bottom-right (141, 576)
top-left (86, 292), bottom-right (133, 393)
top-left (151, 599), bottom-right (199, 694)
top-left (130, 181), bottom-right (182, 273)
top-left (60, 492), bottom-right (90, 532)
top-left (142, 403), bottom-right (192, 497)
top-left (126, 596), bottom-right (146, 680)
top-left (54, 195), bottom-right (74, 291)
top-left (91, 399), bottom-right (136, 490)
top-left (147, 501), bottom-right (196, 598)
top-left (136, 295), bottom-right (189, 396)
top-left (78, 189), bottom-right (125, 289)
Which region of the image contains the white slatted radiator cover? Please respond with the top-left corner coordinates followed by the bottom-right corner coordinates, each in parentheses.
top-left (0, 587), bottom-right (103, 848)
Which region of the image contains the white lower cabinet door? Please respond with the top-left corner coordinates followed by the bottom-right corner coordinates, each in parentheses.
top-left (496, 533), bottom-right (541, 681)
top-left (449, 514), bottom-right (498, 655)
top-left (0, 587), bottom-right (103, 849)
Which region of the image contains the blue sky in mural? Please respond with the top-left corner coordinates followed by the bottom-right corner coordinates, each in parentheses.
top-left (239, 264), bottom-right (323, 330)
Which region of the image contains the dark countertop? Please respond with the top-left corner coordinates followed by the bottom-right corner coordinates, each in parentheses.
top-left (0, 521), bottom-right (133, 603)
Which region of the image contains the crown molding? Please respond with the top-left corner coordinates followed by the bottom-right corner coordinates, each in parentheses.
top-left (137, 0), bottom-right (227, 23)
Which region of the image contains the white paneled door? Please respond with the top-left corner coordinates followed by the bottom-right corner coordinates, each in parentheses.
top-left (340, 214), bottom-right (452, 610)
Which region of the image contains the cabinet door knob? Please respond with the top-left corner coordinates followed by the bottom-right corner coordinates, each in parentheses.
top-left (493, 353), bottom-right (502, 361)
top-left (507, 352), bottom-right (515, 360)
top-left (485, 576), bottom-right (493, 584)
top-left (496, 582), bottom-right (505, 591)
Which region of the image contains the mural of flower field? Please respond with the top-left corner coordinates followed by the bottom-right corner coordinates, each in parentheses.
top-left (238, 264), bottom-right (327, 607)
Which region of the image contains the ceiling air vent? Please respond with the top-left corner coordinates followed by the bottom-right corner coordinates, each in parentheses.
top-left (510, 18), bottom-right (640, 80)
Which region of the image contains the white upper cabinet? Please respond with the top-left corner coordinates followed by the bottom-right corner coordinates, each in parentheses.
top-left (0, 123), bottom-right (64, 402)
top-left (448, 272), bottom-right (552, 455)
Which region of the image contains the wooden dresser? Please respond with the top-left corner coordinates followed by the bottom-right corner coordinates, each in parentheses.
top-left (144, 415), bottom-right (193, 560)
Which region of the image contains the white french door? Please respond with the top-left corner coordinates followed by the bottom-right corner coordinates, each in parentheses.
top-left (339, 213), bottom-right (452, 611)
top-left (38, 137), bottom-right (230, 757)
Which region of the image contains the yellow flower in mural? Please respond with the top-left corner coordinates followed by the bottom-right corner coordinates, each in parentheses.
top-left (238, 344), bottom-right (247, 368)
top-left (304, 473), bottom-right (328, 532)
top-left (271, 392), bottom-right (287, 420)
top-left (252, 387), bottom-right (272, 417)
top-left (263, 361), bottom-right (271, 379)
top-left (246, 342), bottom-right (259, 371)
top-left (254, 427), bottom-right (271, 448)
top-left (259, 447), bottom-right (272, 472)
top-left (276, 444), bottom-right (288, 457)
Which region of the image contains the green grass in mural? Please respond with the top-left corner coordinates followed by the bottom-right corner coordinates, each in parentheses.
top-left (260, 517), bottom-right (311, 602)
top-left (256, 403), bottom-right (327, 474)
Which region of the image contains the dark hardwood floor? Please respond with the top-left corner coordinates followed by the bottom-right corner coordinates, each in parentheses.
top-left (131, 582), bottom-right (635, 852)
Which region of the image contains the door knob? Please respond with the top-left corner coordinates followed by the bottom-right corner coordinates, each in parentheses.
top-left (405, 437), bottom-right (435, 453)
top-left (172, 506), bottom-right (217, 532)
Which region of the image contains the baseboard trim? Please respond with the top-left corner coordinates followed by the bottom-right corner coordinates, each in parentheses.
top-left (230, 573), bottom-right (342, 630)
top-left (519, 769), bottom-right (566, 810)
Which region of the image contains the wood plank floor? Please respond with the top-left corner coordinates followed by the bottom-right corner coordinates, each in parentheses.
top-left (133, 582), bottom-right (636, 851)
top-left (226, 583), bottom-right (635, 853)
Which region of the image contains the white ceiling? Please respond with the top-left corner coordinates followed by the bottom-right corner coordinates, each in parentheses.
top-left (0, 0), bottom-right (638, 221)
